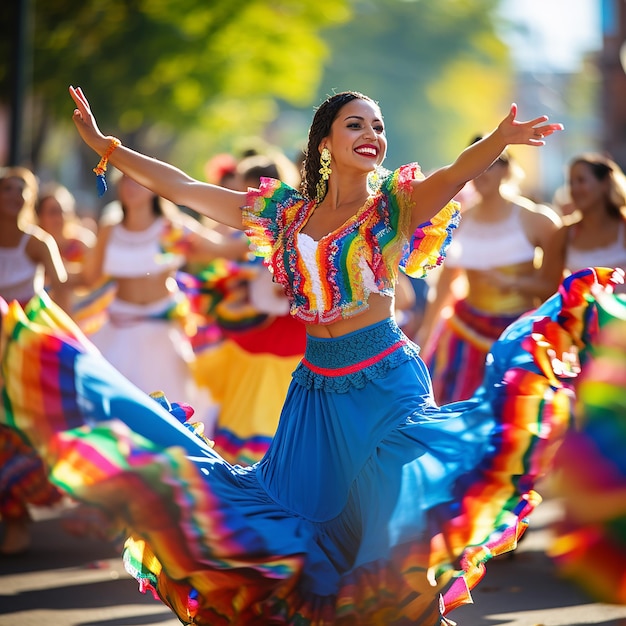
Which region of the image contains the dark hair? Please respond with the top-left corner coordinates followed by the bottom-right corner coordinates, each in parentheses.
top-left (118, 174), bottom-right (165, 218)
top-left (569, 152), bottom-right (626, 219)
top-left (120, 196), bottom-right (163, 218)
top-left (300, 91), bottom-right (376, 201)
top-left (237, 154), bottom-right (280, 187)
top-left (152, 195), bottom-right (164, 216)
top-left (470, 135), bottom-right (511, 167)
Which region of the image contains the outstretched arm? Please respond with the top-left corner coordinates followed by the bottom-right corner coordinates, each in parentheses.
top-left (408, 104), bottom-right (564, 230)
top-left (26, 228), bottom-right (72, 312)
top-left (70, 86), bottom-right (247, 230)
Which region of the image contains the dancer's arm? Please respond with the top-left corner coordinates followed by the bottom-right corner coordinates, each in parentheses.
top-left (70, 86), bottom-right (247, 230)
top-left (408, 104), bottom-right (563, 231)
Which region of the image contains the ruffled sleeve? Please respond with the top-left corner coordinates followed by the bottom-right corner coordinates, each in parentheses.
top-left (401, 201), bottom-right (461, 279)
top-left (378, 163), bottom-right (461, 280)
top-left (242, 178), bottom-right (310, 265)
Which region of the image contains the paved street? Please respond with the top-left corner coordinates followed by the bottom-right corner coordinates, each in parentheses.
top-left (1, 496), bottom-right (626, 626)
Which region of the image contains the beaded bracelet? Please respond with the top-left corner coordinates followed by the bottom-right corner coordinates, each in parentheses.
top-left (93, 137), bottom-right (121, 197)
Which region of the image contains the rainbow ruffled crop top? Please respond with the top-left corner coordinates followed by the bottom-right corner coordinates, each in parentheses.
top-left (243, 163), bottom-right (460, 324)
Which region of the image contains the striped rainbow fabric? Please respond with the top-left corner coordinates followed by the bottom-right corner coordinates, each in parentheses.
top-left (0, 293), bottom-right (304, 625)
top-left (0, 267), bottom-right (623, 625)
top-left (548, 286), bottom-right (626, 604)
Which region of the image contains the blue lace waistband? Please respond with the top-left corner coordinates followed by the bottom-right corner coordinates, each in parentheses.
top-left (292, 318), bottom-right (420, 392)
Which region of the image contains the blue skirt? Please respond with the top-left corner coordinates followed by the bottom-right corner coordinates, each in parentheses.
top-left (1, 268), bottom-right (620, 625)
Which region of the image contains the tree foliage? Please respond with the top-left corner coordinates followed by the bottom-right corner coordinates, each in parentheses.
top-left (0, 0), bottom-right (350, 170)
top-left (1, 0), bottom-right (513, 181)
top-left (313, 0), bottom-right (511, 169)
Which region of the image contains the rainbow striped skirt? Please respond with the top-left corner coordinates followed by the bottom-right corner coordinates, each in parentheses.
top-left (0, 267), bottom-right (622, 625)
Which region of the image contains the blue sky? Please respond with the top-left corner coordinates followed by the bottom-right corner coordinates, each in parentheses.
top-left (498, 0), bottom-right (602, 72)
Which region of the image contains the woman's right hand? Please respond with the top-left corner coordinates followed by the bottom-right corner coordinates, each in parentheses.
top-left (69, 86), bottom-right (110, 155)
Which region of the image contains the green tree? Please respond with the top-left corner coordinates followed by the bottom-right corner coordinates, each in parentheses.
top-left (312, 0), bottom-right (511, 170)
top-left (0, 0), bottom-right (350, 173)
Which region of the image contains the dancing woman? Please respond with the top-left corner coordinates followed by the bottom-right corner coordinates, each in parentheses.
top-left (1, 86), bottom-right (594, 625)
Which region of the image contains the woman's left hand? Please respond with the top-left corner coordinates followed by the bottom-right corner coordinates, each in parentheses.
top-left (69, 86), bottom-right (111, 154)
top-left (498, 103), bottom-right (564, 146)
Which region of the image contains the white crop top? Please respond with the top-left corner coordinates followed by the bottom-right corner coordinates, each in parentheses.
top-left (103, 218), bottom-right (186, 278)
top-left (566, 221), bottom-right (626, 273)
top-left (0, 231), bottom-right (40, 304)
top-left (297, 231), bottom-right (384, 304)
top-left (445, 204), bottom-right (536, 270)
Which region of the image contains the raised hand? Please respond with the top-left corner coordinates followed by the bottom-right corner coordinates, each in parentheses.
top-left (498, 103), bottom-right (564, 146)
top-left (69, 86), bottom-right (110, 154)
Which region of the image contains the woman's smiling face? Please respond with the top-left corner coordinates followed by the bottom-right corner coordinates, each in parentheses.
top-left (324, 98), bottom-right (387, 173)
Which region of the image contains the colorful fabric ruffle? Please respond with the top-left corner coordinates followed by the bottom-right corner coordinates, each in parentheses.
top-left (0, 424), bottom-right (62, 519)
top-left (0, 267), bottom-right (621, 625)
top-left (177, 262), bottom-right (269, 334)
top-left (176, 261), bottom-right (275, 358)
top-left (548, 283), bottom-right (626, 604)
top-left (71, 277), bottom-right (117, 336)
top-left (423, 299), bottom-right (523, 404)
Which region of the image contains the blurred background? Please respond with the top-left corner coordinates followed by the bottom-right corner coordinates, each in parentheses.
top-left (0, 0), bottom-right (623, 221)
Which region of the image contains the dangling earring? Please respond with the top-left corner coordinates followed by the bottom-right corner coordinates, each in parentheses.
top-left (315, 147), bottom-right (332, 203)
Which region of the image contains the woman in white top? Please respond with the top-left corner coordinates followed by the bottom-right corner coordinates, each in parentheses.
top-left (561, 153), bottom-right (626, 292)
top-left (0, 166), bottom-right (69, 555)
top-left (418, 145), bottom-right (564, 404)
top-left (80, 174), bottom-right (227, 422)
top-left (0, 167), bottom-right (70, 309)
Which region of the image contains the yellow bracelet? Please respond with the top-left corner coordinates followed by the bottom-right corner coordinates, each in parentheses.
top-left (93, 137), bottom-right (121, 197)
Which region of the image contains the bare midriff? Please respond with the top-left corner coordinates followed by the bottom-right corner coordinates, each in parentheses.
top-left (465, 260), bottom-right (537, 315)
top-left (114, 271), bottom-right (179, 305)
top-left (305, 292), bottom-right (395, 338)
